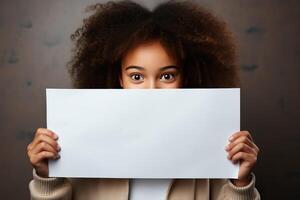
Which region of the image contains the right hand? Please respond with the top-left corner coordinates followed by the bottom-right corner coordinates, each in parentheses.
top-left (27, 128), bottom-right (61, 178)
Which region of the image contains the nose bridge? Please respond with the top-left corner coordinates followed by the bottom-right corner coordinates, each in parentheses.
top-left (148, 77), bottom-right (158, 89)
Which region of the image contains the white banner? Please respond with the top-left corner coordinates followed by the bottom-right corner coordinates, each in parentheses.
top-left (47, 88), bottom-right (240, 178)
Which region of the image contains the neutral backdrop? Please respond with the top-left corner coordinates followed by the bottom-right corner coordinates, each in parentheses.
top-left (0, 0), bottom-right (299, 199)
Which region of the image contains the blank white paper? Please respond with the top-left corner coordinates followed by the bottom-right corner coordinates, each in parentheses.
top-left (47, 88), bottom-right (240, 178)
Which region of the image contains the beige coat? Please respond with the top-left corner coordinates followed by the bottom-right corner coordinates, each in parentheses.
top-left (29, 169), bottom-right (260, 200)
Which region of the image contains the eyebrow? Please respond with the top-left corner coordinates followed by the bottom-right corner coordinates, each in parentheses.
top-left (125, 65), bottom-right (179, 71)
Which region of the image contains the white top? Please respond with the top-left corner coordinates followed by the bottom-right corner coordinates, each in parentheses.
top-left (130, 179), bottom-right (172, 200)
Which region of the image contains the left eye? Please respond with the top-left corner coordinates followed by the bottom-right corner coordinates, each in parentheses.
top-left (160, 73), bottom-right (175, 81)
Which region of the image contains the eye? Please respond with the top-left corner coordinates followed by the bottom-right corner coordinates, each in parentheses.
top-left (130, 73), bottom-right (144, 82)
top-left (160, 73), bottom-right (175, 82)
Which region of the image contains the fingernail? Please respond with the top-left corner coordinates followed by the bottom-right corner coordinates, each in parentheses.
top-left (57, 144), bottom-right (61, 151)
top-left (56, 154), bottom-right (60, 159)
top-left (229, 136), bottom-right (234, 141)
top-left (225, 145), bottom-right (229, 150)
top-left (53, 134), bottom-right (58, 140)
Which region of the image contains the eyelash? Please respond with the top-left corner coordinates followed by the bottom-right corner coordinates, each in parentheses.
top-left (129, 73), bottom-right (176, 82)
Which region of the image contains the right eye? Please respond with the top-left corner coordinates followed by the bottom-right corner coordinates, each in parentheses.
top-left (130, 73), bottom-right (144, 82)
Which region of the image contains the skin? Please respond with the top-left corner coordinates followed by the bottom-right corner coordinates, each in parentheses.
top-left (119, 41), bottom-right (182, 89)
top-left (27, 40), bottom-right (259, 187)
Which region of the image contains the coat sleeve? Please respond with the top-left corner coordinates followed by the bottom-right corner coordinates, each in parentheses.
top-left (219, 173), bottom-right (260, 200)
top-left (29, 169), bottom-right (72, 200)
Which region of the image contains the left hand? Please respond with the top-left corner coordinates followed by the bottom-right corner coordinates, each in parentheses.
top-left (225, 130), bottom-right (259, 187)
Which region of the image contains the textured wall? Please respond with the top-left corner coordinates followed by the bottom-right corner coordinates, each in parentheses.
top-left (0, 0), bottom-right (299, 199)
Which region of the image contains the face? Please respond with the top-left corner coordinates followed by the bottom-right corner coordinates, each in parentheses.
top-left (119, 40), bottom-right (182, 89)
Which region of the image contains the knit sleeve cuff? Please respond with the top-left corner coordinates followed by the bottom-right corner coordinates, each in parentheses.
top-left (29, 168), bottom-right (72, 198)
top-left (224, 173), bottom-right (260, 200)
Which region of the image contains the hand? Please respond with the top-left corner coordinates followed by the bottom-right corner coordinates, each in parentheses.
top-left (27, 128), bottom-right (61, 178)
top-left (225, 130), bottom-right (259, 187)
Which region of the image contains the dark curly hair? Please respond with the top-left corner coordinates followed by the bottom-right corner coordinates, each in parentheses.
top-left (67, 0), bottom-right (240, 88)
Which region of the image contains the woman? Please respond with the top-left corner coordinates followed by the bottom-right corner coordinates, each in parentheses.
top-left (27, 0), bottom-right (260, 199)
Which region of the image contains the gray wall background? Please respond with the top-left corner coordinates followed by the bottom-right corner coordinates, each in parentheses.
top-left (0, 0), bottom-right (299, 199)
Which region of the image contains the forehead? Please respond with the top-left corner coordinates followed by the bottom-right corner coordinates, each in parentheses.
top-left (121, 40), bottom-right (177, 69)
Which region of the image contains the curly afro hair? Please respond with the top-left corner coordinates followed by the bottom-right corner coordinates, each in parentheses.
top-left (67, 0), bottom-right (240, 88)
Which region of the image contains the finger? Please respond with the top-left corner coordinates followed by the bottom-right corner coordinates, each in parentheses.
top-left (229, 131), bottom-right (253, 142)
top-left (30, 151), bottom-right (60, 166)
top-left (252, 142), bottom-right (260, 153)
top-left (30, 141), bottom-right (60, 155)
top-left (28, 128), bottom-right (58, 151)
top-left (30, 134), bottom-right (60, 152)
top-left (226, 136), bottom-right (254, 151)
top-left (238, 135), bottom-right (259, 153)
top-left (231, 134), bottom-right (260, 154)
top-left (231, 152), bottom-right (257, 165)
top-left (35, 128), bottom-right (58, 140)
top-left (227, 143), bottom-right (257, 160)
